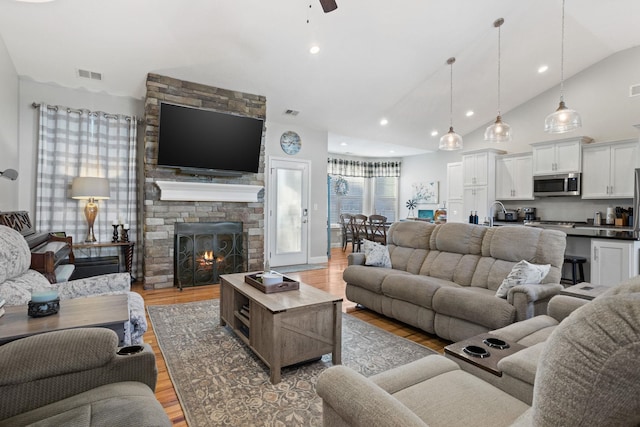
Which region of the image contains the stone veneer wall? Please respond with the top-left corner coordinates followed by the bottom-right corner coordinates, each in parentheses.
top-left (142, 73), bottom-right (265, 289)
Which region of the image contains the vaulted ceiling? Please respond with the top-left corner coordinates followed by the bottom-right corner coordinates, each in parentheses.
top-left (1, 0), bottom-right (639, 156)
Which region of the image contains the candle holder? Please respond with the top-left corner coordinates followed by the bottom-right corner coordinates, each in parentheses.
top-left (112, 224), bottom-right (120, 243)
top-left (121, 227), bottom-right (129, 243)
top-left (28, 298), bottom-right (60, 317)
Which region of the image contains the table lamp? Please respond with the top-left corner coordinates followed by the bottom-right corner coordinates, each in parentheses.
top-left (71, 177), bottom-right (110, 242)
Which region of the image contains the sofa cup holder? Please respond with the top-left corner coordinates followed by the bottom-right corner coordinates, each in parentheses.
top-left (117, 345), bottom-right (144, 356)
top-left (483, 337), bottom-right (510, 350)
top-left (462, 345), bottom-right (490, 358)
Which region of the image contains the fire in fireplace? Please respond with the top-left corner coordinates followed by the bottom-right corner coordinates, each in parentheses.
top-left (174, 222), bottom-right (245, 289)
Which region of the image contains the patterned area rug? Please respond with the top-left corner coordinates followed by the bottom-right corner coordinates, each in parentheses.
top-left (148, 300), bottom-right (436, 427)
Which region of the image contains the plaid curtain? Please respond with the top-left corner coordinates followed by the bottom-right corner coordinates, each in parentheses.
top-left (327, 158), bottom-right (401, 177)
top-left (35, 103), bottom-right (140, 277)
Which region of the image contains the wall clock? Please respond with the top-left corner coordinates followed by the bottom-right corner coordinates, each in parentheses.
top-left (280, 131), bottom-right (301, 155)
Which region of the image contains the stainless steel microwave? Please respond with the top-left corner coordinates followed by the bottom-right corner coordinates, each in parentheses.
top-left (533, 173), bottom-right (581, 197)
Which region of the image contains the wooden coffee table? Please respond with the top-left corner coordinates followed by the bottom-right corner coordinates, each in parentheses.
top-left (220, 272), bottom-right (343, 384)
top-left (0, 294), bottom-right (129, 346)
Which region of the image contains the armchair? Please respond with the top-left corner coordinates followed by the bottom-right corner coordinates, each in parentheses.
top-left (0, 328), bottom-right (170, 426)
top-left (318, 288), bottom-right (640, 426)
top-left (0, 225), bottom-right (146, 345)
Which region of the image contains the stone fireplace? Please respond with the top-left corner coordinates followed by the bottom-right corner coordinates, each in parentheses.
top-left (142, 73), bottom-right (266, 289)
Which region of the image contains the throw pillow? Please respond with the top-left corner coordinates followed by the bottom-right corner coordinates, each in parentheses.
top-left (495, 260), bottom-right (551, 298)
top-left (363, 239), bottom-right (392, 268)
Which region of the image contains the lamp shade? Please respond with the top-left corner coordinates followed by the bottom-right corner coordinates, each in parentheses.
top-left (71, 177), bottom-right (110, 200)
top-left (438, 127), bottom-right (464, 151)
top-left (544, 101), bottom-right (582, 133)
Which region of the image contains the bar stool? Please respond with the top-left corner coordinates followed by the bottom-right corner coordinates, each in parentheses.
top-left (562, 255), bottom-right (587, 286)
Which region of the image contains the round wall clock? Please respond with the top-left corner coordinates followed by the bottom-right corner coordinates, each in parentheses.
top-left (280, 131), bottom-right (301, 155)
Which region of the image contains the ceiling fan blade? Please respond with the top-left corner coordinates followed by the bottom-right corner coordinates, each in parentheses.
top-left (319, 0), bottom-right (338, 13)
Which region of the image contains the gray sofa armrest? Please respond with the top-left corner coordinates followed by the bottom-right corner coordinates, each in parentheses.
top-left (56, 272), bottom-right (131, 299)
top-left (546, 294), bottom-right (589, 322)
top-left (347, 252), bottom-right (366, 266)
top-left (508, 283), bottom-right (563, 321)
top-left (317, 365), bottom-right (427, 427)
top-left (0, 328), bottom-right (157, 420)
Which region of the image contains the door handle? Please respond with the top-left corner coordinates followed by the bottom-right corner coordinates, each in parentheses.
top-left (302, 208), bottom-right (308, 216)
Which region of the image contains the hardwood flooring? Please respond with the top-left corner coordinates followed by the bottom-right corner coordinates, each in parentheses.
top-left (133, 247), bottom-right (450, 426)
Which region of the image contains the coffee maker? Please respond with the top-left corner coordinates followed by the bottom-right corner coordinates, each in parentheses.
top-left (523, 207), bottom-right (536, 221)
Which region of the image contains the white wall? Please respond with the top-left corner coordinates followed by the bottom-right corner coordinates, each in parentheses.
top-left (400, 46), bottom-right (640, 222)
top-left (264, 121), bottom-right (329, 263)
top-left (17, 79), bottom-right (143, 217)
top-left (0, 35), bottom-right (19, 211)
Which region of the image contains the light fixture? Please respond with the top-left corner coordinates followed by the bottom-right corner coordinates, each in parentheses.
top-left (0, 169), bottom-right (18, 180)
top-left (485, 17), bottom-right (512, 143)
top-left (466, 110), bottom-right (474, 117)
top-left (431, 130), bottom-right (439, 137)
top-left (71, 177), bottom-right (110, 242)
top-left (538, 65), bottom-right (549, 74)
top-left (545, 0), bottom-right (581, 133)
top-left (309, 45), bottom-right (320, 54)
top-left (439, 57), bottom-right (463, 151)
top-left (380, 118), bottom-right (389, 126)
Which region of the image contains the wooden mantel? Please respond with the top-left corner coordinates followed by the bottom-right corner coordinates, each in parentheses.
top-left (155, 181), bottom-right (264, 203)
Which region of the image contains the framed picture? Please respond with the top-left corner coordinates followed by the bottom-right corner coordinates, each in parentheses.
top-left (417, 209), bottom-right (434, 221)
top-left (412, 181), bottom-right (439, 204)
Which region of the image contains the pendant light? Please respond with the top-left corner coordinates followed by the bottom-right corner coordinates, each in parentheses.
top-left (544, 0), bottom-right (581, 133)
top-left (439, 57), bottom-right (463, 151)
top-left (484, 18), bottom-right (511, 142)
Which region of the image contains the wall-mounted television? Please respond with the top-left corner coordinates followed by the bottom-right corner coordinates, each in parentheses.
top-left (157, 102), bottom-right (264, 176)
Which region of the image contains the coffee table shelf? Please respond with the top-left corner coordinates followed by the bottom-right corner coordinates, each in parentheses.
top-left (220, 272), bottom-right (342, 384)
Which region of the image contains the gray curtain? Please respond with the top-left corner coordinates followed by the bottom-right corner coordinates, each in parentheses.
top-left (327, 158), bottom-right (401, 177)
top-left (35, 103), bottom-right (139, 277)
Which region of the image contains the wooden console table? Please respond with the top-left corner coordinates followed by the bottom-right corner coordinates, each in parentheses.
top-left (0, 294), bottom-right (129, 346)
top-left (73, 241), bottom-right (134, 276)
top-left (220, 272), bottom-right (342, 384)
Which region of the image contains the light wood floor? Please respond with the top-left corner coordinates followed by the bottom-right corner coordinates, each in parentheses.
top-left (133, 247), bottom-right (450, 426)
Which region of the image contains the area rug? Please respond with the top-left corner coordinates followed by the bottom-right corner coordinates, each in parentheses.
top-left (148, 300), bottom-right (436, 427)
top-left (270, 263), bottom-right (327, 273)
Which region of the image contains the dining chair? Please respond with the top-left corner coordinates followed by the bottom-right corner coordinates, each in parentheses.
top-left (368, 214), bottom-right (388, 245)
top-left (349, 214), bottom-right (368, 252)
top-left (339, 213), bottom-right (354, 252)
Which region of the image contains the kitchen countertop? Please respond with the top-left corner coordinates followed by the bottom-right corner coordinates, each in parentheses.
top-left (490, 220), bottom-right (639, 240)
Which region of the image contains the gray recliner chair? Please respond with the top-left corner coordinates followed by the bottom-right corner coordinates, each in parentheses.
top-left (0, 328), bottom-right (171, 426)
top-left (317, 286), bottom-right (640, 426)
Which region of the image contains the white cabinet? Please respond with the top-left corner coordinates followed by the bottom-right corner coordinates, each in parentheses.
top-left (582, 139), bottom-right (638, 199)
top-left (446, 162), bottom-right (464, 223)
top-left (531, 136), bottom-right (592, 175)
top-left (463, 186), bottom-right (488, 223)
top-left (462, 149), bottom-right (504, 223)
top-left (590, 239), bottom-right (640, 285)
top-left (495, 154), bottom-right (534, 200)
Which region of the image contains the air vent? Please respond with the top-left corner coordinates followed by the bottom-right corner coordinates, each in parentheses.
top-left (284, 109), bottom-right (299, 116)
top-left (77, 69), bottom-right (103, 81)
top-left (630, 84), bottom-right (640, 97)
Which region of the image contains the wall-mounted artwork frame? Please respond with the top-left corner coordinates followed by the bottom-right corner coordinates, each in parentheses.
top-left (412, 181), bottom-right (439, 204)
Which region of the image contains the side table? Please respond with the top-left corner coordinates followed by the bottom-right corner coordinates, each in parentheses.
top-left (73, 241), bottom-right (135, 278)
top-left (560, 282), bottom-right (611, 300)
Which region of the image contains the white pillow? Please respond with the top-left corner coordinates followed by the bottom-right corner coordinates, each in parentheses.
top-left (363, 239), bottom-right (392, 268)
top-left (495, 260), bottom-right (551, 298)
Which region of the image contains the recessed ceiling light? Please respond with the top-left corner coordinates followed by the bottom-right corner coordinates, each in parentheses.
top-left (389, 150), bottom-right (395, 154)
top-left (538, 65), bottom-right (549, 73)
top-left (380, 118), bottom-right (389, 126)
top-left (431, 130), bottom-right (439, 137)
top-left (340, 142), bottom-right (348, 146)
top-left (309, 45), bottom-right (320, 54)
top-left (466, 110), bottom-right (474, 117)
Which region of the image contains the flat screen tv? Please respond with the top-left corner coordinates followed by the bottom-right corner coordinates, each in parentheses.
top-left (157, 102), bottom-right (264, 175)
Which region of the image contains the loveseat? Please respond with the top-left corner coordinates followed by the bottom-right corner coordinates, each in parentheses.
top-left (0, 225), bottom-right (146, 345)
top-left (0, 328), bottom-right (171, 426)
top-left (317, 281), bottom-right (640, 426)
top-left (344, 221), bottom-right (566, 341)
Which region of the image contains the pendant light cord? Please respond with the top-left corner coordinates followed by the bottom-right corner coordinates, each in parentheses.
top-left (447, 57), bottom-right (455, 128)
top-left (497, 22), bottom-right (502, 116)
top-left (559, 0), bottom-right (565, 102)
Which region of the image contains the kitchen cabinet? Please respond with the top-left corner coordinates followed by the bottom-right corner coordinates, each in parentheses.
top-left (590, 239), bottom-right (640, 285)
top-left (495, 153), bottom-right (534, 200)
top-left (582, 139), bottom-right (638, 199)
top-left (446, 162), bottom-right (464, 223)
top-left (462, 149), bottom-right (504, 223)
top-left (531, 136), bottom-right (592, 175)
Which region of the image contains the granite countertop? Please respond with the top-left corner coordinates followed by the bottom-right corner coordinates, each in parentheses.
top-left (490, 220), bottom-right (639, 240)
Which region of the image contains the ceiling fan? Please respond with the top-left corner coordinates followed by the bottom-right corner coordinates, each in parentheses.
top-left (319, 0), bottom-right (338, 13)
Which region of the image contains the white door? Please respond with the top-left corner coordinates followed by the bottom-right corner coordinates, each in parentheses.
top-left (267, 158), bottom-right (310, 267)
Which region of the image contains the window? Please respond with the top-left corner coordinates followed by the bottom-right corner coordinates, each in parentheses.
top-left (329, 175), bottom-right (397, 225)
top-left (373, 177), bottom-right (397, 222)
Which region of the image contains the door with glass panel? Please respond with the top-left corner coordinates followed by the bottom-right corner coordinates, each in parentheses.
top-left (267, 158), bottom-right (310, 267)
